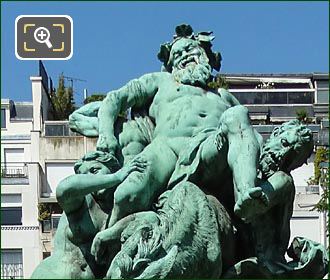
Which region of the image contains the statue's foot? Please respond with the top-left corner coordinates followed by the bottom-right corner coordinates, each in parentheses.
top-left (234, 187), bottom-right (269, 222)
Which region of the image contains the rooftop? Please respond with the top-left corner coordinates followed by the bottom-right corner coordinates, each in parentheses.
top-left (222, 73), bottom-right (329, 79)
top-left (1, 99), bottom-right (33, 120)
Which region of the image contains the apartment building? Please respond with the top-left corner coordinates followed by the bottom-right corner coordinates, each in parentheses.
top-left (1, 62), bottom-right (62, 278)
top-left (1, 66), bottom-right (328, 278)
top-left (1, 98), bottom-right (39, 278)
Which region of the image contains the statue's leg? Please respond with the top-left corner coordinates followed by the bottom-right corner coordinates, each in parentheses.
top-left (250, 173), bottom-right (295, 262)
top-left (119, 116), bottom-right (155, 165)
top-left (108, 137), bottom-right (177, 228)
top-left (219, 105), bottom-right (267, 220)
top-left (31, 251), bottom-right (97, 279)
top-left (31, 255), bottom-right (66, 279)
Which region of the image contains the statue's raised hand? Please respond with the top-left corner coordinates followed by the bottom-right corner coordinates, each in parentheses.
top-left (96, 134), bottom-right (119, 154)
top-left (116, 157), bottom-right (148, 182)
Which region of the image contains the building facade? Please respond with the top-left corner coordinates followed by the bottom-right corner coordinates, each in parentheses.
top-left (1, 69), bottom-right (328, 278)
top-left (1, 98), bottom-right (39, 278)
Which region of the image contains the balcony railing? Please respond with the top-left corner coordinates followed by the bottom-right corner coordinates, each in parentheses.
top-left (1, 163), bottom-right (28, 178)
top-left (1, 263), bottom-right (23, 279)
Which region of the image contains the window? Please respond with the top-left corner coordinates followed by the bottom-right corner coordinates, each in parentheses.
top-left (4, 148), bottom-right (24, 163)
top-left (1, 108), bottom-right (6, 128)
top-left (288, 92), bottom-right (313, 104)
top-left (1, 194), bottom-right (22, 225)
top-left (317, 80), bottom-right (329, 89)
top-left (1, 249), bottom-right (23, 279)
top-left (1, 207), bottom-right (22, 225)
top-left (2, 149), bottom-right (26, 178)
top-left (1, 194), bottom-right (22, 204)
top-left (51, 215), bottom-right (61, 230)
top-left (232, 92), bottom-right (267, 104)
top-left (41, 220), bottom-right (51, 233)
top-left (317, 89), bottom-right (329, 104)
top-left (44, 123), bottom-right (80, 136)
top-left (267, 92), bottom-right (287, 104)
top-left (233, 91), bottom-right (314, 104)
top-left (41, 215), bottom-right (61, 233)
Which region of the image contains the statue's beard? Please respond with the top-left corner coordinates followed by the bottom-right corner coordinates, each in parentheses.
top-left (172, 61), bottom-right (211, 87)
top-left (259, 147), bottom-right (287, 179)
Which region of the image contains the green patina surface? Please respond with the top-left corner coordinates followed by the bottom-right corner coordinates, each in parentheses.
top-left (31, 24), bottom-right (328, 279)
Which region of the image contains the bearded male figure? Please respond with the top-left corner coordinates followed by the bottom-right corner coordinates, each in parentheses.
top-left (96, 24), bottom-right (265, 229)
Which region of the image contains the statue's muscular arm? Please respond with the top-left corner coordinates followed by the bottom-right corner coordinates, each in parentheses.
top-left (97, 73), bottom-right (162, 153)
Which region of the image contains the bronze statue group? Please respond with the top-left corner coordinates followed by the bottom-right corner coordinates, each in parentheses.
top-left (32, 24), bottom-right (328, 279)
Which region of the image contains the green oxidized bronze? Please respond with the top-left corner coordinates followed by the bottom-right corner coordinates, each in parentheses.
top-left (31, 24), bottom-right (328, 279)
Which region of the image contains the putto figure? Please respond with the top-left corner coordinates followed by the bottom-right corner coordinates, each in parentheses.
top-left (31, 24), bottom-right (328, 279)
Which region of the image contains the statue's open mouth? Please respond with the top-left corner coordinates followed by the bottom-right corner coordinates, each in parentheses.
top-left (178, 55), bottom-right (199, 69)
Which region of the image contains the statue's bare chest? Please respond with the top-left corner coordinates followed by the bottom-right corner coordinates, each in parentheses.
top-left (150, 83), bottom-right (229, 119)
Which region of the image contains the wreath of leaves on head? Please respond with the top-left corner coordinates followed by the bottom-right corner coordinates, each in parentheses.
top-left (157, 24), bottom-right (222, 73)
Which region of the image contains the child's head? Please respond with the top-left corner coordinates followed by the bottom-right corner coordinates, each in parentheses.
top-left (74, 151), bottom-right (120, 175)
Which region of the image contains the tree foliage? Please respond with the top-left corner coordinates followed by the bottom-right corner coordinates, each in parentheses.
top-left (38, 203), bottom-right (51, 221)
top-left (84, 94), bottom-right (106, 104)
top-left (50, 73), bottom-right (75, 120)
top-left (312, 147), bottom-right (329, 214)
top-left (295, 109), bottom-right (312, 124)
top-left (207, 74), bottom-right (229, 90)
top-left (314, 171), bottom-right (329, 212)
top-left (314, 147), bottom-right (329, 184)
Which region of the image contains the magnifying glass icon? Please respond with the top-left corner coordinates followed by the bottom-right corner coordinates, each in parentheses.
top-left (34, 27), bottom-right (53, 49)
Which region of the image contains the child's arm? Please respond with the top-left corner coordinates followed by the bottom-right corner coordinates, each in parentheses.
top-left (56, 158), bottom-right (147, 214)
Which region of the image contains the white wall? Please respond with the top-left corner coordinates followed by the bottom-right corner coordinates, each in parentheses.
top-left (289, 152), bottom-right (324, 248)
top-left (291, 162), bottom-right (314, 187)
top-left (290, 217), bottom-right (321, 243)
top-left (1, 120), bottom-right (33, 136)
top-left (45, 162), bottom-right (75, 196)
top-left (1, 229), bottom-right (41, 278)
top-left (40, 137), bottom-right (85, 160)
top-left (289, 192), bottom-right (322, 246)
